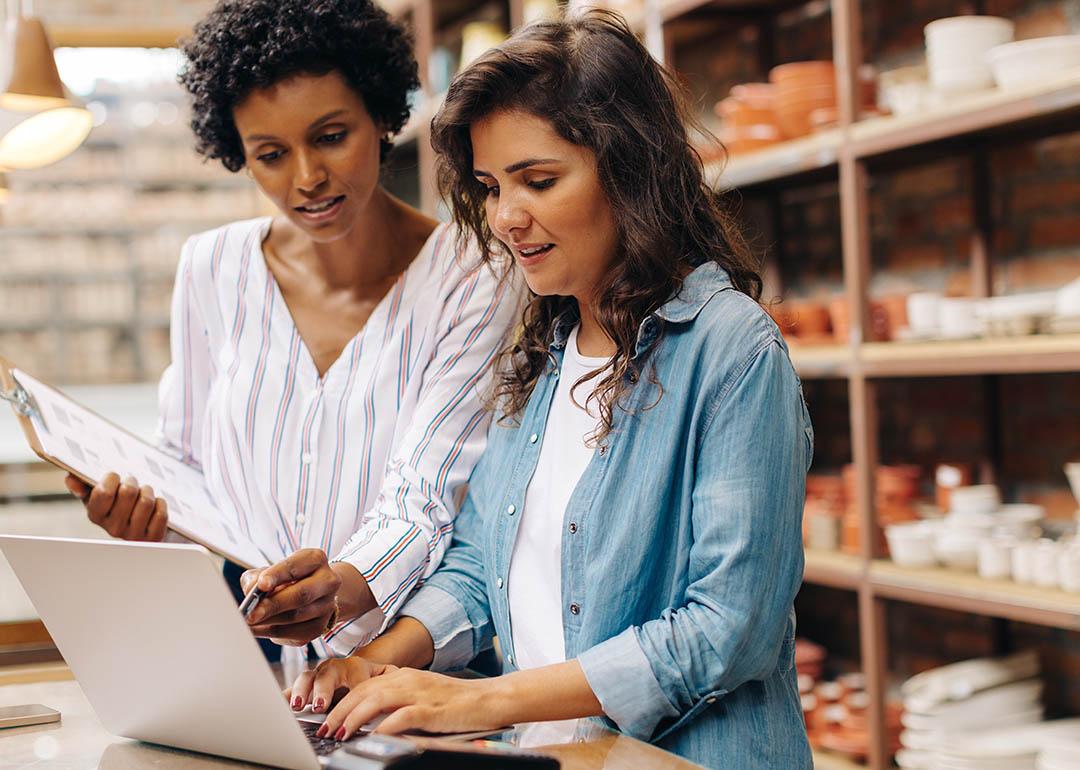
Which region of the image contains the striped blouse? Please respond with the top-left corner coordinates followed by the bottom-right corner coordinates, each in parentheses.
top-left (157, 217), bottom-right (519, 656)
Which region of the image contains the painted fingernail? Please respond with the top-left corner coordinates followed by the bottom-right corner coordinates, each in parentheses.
top-left (292, 696), bottom-right (302, 710)
top-left (315, 724), bottom-right (328, 739)
top-left (314, 697), bottom-right (325, 712)
top-left (334, 727), bottom-right (346, 741)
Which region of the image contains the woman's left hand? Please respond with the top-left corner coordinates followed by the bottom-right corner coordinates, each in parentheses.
top-left (240, 549), bottom-right (342, 646)
top-left (316, 668), bottom-right (507, 741)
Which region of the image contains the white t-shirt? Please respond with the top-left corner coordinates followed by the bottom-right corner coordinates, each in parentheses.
top-left (507, 324), bottom-right (608, 671)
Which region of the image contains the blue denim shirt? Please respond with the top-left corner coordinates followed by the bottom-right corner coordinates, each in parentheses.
top-left (400, 262), bottom-right (814, 770)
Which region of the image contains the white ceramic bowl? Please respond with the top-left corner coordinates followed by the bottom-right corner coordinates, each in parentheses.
top-left (987, 35), bottom-right (1080, 90)
top-left (936, 530), bottom-right (982, 571)
top-left (888, 522), bottom-right (938, 567)
top-left (950, 485), bottom-right (1001, 514)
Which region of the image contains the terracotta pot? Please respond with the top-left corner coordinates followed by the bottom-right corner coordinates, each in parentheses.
top-left (770, 60), bottom-right (835, 88)
top-left (790, 299), bottom-right (831, 337)
top-left (878, 294), bottom-right (910, 339)
top-left (829, 296), bottom-right (850, 343)
top-left (730, 82), bottom-right (776, 107)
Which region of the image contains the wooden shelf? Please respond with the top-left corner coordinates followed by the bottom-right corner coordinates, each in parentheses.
top-left (851, 72), bottom-right (1080, 159)
top-left (658, 0), bottom-right (809, 20)
top-left (789, 343), bottom-right (851, 379)
top-left (707, 130), bottom-right (841, 191)
top-left (859, 334), bottom-right (1080, 378)
top-left (804, 549), bottom-right (864, 590)
top-left (869, 560), bottom-right (1080, 630)
top-left (50, 25), bottom-right (191, 48)
top-left (813, 750), bottom-right (864, 770)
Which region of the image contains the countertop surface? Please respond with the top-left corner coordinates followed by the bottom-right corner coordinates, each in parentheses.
top-left (0, 670), bottom-right (702, 770)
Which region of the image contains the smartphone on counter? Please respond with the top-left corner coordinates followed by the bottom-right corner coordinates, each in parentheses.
top-left (0, 704), bottom-right (61, 729)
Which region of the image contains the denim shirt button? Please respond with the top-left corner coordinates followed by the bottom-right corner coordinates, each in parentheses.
top-left (598, 446), bottom-right (607, 457)
top-left (529, 433), bottom-right (539, 444)
top-left (706, 696), bottom-right (717, 705)
top-left (568, 522), bottom-right (577, 534)
top-left (569, 603), bottom-right (580, 615)
top-left (496, 577), bottom-right (504, 589)
top-left (507, 504), bottom-right (517, 515)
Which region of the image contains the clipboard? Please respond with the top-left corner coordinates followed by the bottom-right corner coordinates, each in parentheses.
top-left (0, 356), bottom-right (268, 569)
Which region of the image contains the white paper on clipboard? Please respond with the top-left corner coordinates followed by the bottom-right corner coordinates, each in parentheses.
top-left (11, 369), bottom-right (268, 569)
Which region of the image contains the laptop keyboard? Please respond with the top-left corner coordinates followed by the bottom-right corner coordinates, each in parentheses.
top-left (299, 718), bottom-right (374, 757)
top-left (299, 719), bottom-right (343, 757)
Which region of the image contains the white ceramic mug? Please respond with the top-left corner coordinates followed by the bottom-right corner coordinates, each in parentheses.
top-left (1033, 540), bottom-right (1063, 589)
top-left (1011, 541), bottom-right (1038, 584)
top-left (978, 538), bottom-right (1013, 581)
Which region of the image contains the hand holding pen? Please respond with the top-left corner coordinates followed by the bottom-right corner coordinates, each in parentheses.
top-left (238, 548), bottom-right (353, 646)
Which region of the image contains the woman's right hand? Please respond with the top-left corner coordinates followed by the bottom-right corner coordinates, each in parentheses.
top-left (65, 472), bottom-right (169, 542)
top-left (286, 657), bottom-right (396, 714)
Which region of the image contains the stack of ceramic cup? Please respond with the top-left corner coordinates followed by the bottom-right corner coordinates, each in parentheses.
top-left (924, 16), bottom-right (1014, 95)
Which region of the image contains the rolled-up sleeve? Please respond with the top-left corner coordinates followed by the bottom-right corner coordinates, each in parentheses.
top-left (399, 468), bottom-right (498, 670)
top-left (324, 258), bottom-right (519, 655)
top-left (579, 339), bottom-right (811, 740)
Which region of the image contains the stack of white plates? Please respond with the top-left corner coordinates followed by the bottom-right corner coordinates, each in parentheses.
top-left (1039, 732), bottom-right (1080, 770)
top-left (896, 651), bottom-right (1044, 769)
top-left (935, 719), bottom-right (1080, 770)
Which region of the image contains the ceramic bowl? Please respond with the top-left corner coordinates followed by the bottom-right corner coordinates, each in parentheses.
top-left (987, 35), bottom-right (1080, 90)
top-left (887, 522), bottom-right (938, 568)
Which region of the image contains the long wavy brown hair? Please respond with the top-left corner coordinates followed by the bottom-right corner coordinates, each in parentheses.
top-left (431, 9), bottom-right (762, 444)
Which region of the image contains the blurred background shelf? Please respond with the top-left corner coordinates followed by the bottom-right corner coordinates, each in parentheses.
top-left (707, 129), bottom-right (840, 191)
top-left (804, 549), bottom-right (864, 590)
top-left (869, 560), bottom-right (1080, 630)
top-left (812, 750), bottom-right (864, 770)
top-left (859, 334), bottom-right (1080, 377)
top-left (789, 343), bottom-right (852, 379)
top-left (852, 72), bottom-right (1080, 160)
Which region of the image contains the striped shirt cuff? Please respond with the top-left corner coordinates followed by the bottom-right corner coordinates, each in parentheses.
top-left (577, 628), bottom-right (680, 741)
top-left (323, 606), bottom-right (387, 657)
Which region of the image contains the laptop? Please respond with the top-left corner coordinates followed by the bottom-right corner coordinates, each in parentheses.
top-left (0, 534), bottom-right (356, 770)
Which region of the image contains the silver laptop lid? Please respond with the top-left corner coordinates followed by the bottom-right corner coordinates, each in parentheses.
top-left (0, 535), bottom-right (319, 770)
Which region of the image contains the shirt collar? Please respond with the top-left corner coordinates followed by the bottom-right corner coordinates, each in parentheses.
top-left (550, 262), bottom-right (734, 358)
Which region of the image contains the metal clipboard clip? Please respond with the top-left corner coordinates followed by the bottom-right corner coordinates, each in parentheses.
top-left (1, 380), bottom-right (42, 422)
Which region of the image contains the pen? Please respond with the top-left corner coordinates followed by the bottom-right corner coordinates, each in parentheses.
top-left (239, 585), bottom-right (266, 620)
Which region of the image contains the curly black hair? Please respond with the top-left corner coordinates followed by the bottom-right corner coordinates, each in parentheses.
top-left (179, 0), bottom-right (419, 172)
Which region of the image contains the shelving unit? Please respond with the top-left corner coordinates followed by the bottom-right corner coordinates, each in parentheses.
top-left (0, 65), bottom-right (265, 384)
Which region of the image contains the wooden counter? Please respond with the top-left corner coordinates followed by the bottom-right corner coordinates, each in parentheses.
top-left (0, 671), bottom-right (703, 770)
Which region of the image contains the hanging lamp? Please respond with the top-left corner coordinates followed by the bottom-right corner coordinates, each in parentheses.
top-left (0, 1), bottom-right (92, 169)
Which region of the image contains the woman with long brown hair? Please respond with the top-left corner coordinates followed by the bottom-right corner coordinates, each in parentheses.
top-left (286, 10), bottom-right (813, 768)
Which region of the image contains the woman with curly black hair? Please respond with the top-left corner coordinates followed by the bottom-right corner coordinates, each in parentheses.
top-left (64, 0), bottom-right (520, 672)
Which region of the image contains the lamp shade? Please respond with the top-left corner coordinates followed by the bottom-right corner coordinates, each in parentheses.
top-left (0, 103), bottom-right (92, 168)
top-left (0, 16), bottom-right (68, 110)
top-left (0, 15), bottom-right (92, 169)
